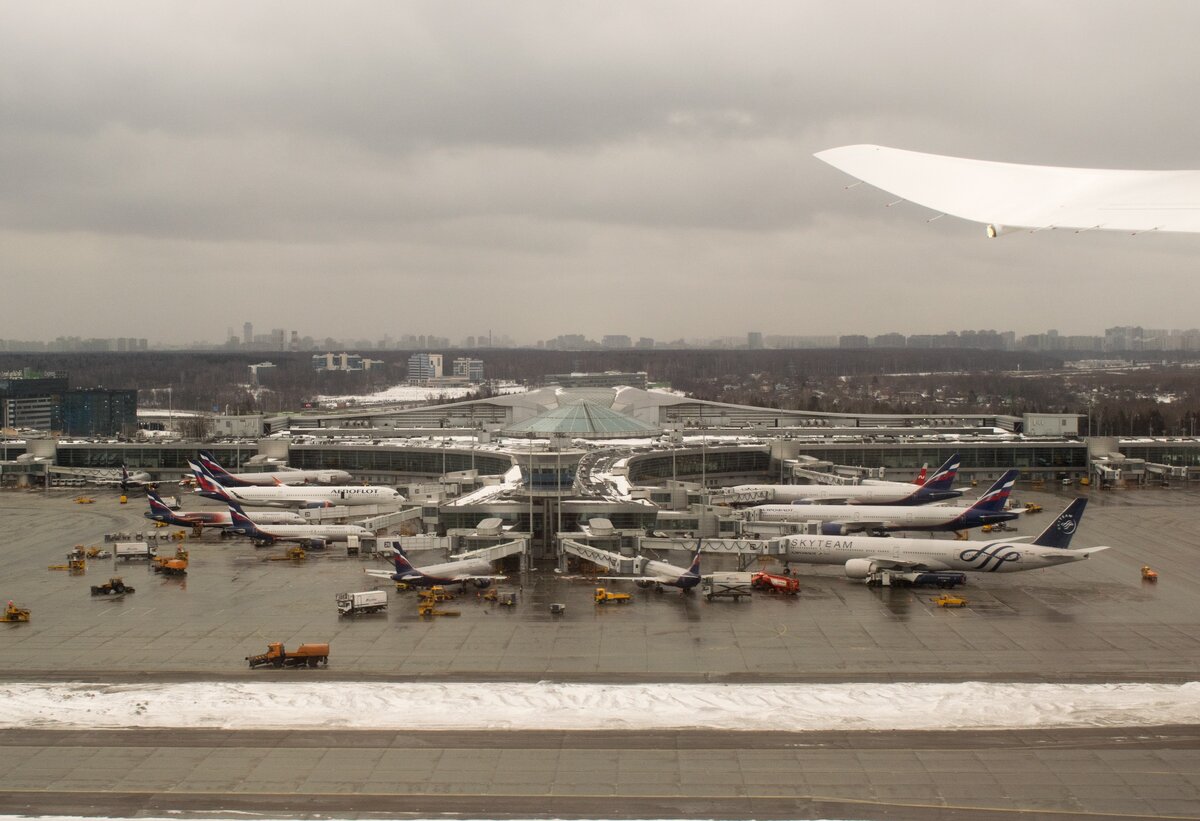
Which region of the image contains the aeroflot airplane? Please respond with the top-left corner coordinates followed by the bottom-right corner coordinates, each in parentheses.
top-left (599, 541), bottom-right (704, 592)
top-left (196, 451), bottom-right (352, 487)
top-left (720, 454), bottom-right (962, 506)
top-left (776, 498), bottom-right (1107, 578)
top-left (227, 504), bottom-right (371, 548)
top-left (191, 463), bottom-right (403, 508)
top-left (750, 470), bottom-right (1020, 535)
top-left (144, 489), bottom-right (304, 529)
top-left (365, 548), bottom-right (506, 589)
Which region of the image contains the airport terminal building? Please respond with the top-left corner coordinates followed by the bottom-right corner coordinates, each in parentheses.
top-left (4, 386), bottom-right (1200, 555)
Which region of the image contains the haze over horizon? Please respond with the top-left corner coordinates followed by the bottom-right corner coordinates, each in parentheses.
top-left (4, 2), bottom-right (1199, 344)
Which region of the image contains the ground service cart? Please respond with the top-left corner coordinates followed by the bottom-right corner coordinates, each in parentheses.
top-left (702, 573), bottom-right (754, 601)
top-left (246, 642), bottom-right (330, 668)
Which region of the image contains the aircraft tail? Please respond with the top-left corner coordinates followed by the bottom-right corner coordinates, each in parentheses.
top-left (1032, 498), bottom-right (1088, 549)
top-left (192, 465), bottom-right (233, 501)
top-left (921, 453), bottom-right (960, 493)
top-left (227, 504), bottom-right (263, 538)
top-left (912, 464), bottom-right (928, 486)
top-left (120, 464), bottom-right (131, 491)
top-left (684, 539), bottom-right (703, 578)
top-left (145, 489), bottom-right (178, 522)
top-left (198, 451), bottom-right (253, 487)
top-left (968, 470), bottom-right (1019, 513)
top-left (391, 548), bottom-right (426, 581)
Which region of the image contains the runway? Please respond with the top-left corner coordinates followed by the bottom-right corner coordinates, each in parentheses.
top-left (1, 726), bottom-right (1198, 820)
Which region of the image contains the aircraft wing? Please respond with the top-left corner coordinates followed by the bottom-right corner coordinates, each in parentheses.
top-left (860, 556), bottom-right (931, 572)
top-left (815, 144), bottom-right (1200, 236)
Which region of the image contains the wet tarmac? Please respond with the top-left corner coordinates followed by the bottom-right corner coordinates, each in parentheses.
top-left (2, 484), bottom-right (1199, 818)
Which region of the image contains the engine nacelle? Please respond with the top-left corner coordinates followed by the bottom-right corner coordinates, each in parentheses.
top-left (844, 558), bottom-right (876, 579)
top-left (472, 578), bottom-right (492, 589)
top-left (821, 522), bottom-right (849, 536)
top-left (302, 538), bottom-right (328, 550)
top-left (301, 500), bottom-right (334, 509)
top-left (634, 578), bottom-right (656, 589)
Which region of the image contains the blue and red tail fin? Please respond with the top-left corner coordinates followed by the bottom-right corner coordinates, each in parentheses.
top-left (192, 465), bottom-right (233, 501)
top-left (921, 453), bottom-right (960, 493)
top-left (968, 470), bottom-right (1019, 513)
top-left (1032, 499), bottom-right (1087, 549)
top-left (391, 548), bottom-right (425, 580)
top-left (145, 489), bottom-right (179, 522)
top-left (198, 451), bottom-right (253, 487)
top-left (684, 539), bottom-right (703, 578)
top-left (226, 503), bottom-right (261, 536)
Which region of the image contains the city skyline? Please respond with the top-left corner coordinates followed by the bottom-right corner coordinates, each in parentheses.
top-left (4, 323), bottom-right (1200, 354)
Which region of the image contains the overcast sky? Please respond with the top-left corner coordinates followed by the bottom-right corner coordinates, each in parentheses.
top-left (4, 1), bottom-right (1199, 345)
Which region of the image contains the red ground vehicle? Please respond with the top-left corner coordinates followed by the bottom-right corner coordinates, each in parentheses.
top-left (751, 572), bottom-right (800, 595)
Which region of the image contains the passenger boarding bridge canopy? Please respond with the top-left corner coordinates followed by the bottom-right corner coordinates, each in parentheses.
top-left (503, 400), bottom-right (661, 439)
top-left (816, 144), bottom-right (1200, 237)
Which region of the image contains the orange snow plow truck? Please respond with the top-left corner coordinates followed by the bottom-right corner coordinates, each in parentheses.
top-left (246, 641), bottom-right (330, 669)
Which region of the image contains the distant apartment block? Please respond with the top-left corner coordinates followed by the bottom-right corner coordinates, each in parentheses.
top-left (313, 352), bottom-right (382, 372)
top-left (544, 371), bottom-right (649, 389)
top-left (408, 353), bottom-right (444, 384)
top-left (0, 370), bottom-right (68, 431)
top-left (452, 357), bottom-right (485, 383)
top-left (61, 389), bottom-right (138, 437)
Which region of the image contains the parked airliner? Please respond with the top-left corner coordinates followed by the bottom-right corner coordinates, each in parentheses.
top-left (144, 490), bottom-right (304, 529)
top-left (191, 463), bottom-right (403, 508)
top-left (749, 470), bottom-right (1019, 535)
top-left (366, 548), bottom-right (506, 589)
top-left (719, 454), bottom-right (962, 506)
top-left (599, 541), bottom-right (704, 592)
top-left (227, 504), bottom-right (371, 548)
top-left (197, 450), bottom-right (353, 487)
top-left (776, 499), bottom-right (1107, 578)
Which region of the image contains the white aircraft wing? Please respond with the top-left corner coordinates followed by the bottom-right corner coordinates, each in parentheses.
top-left (860, 556), bottom-right (930, 571)
top-left (815, 144), bottom-right (1200, 236)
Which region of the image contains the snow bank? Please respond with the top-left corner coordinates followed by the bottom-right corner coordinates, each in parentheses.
top-left (1, 681), bottom-right (1197, 732)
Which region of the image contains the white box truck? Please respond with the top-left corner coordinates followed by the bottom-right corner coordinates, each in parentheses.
top-left (114, 542), bottom-right (157, 562)
top-left (336, 590), bottom-right (388, 616)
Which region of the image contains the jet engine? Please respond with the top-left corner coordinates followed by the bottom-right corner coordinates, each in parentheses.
top-left (844, 558), bottom-right (876, 579)
top-left (301, 500), bottom-right (334, 509)
top-left (472, 578), bottom-right (493, 589)
top-left (302, 538), bottom-right (329, 550)
top-left (634, 578), bottom-right (657, 589)
top-left (821, 522), bottom-right (849, 536)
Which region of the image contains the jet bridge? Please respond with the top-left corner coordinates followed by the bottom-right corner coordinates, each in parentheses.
top-left (638, 536), bottom-right (782, 570)
top-left (560, 539), bottom-right (645, 575)
top-left (450, 538), bottom-right (530, 571)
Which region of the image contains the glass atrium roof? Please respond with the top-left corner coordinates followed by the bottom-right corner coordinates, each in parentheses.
top-left (503, 400), bottom-right (661, 439)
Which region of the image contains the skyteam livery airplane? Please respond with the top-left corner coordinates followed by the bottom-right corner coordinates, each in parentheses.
top-left (749, 470), bottom-right (1020, 535)
top-left (776, 498), bottom-right (1107, 579)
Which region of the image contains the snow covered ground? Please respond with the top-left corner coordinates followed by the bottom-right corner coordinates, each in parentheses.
top-left (316, 381), bottom-right (524, 407)
top-left (2, 681), bottom-right (1197, 732)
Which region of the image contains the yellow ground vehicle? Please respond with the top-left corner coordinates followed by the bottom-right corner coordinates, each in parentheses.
top-left (1024, 503), bottom-right (1043, 513)
top-left (934, 594), bottom-right (968, 608)
top-left (74, 496), bottom-right (95, 504)
top-left (1, 601), bottom-right (31, 622)
top-left (594, 587), bottom-right (632, 604)
top-left (1141, 565), bottom-right (1159, 582)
